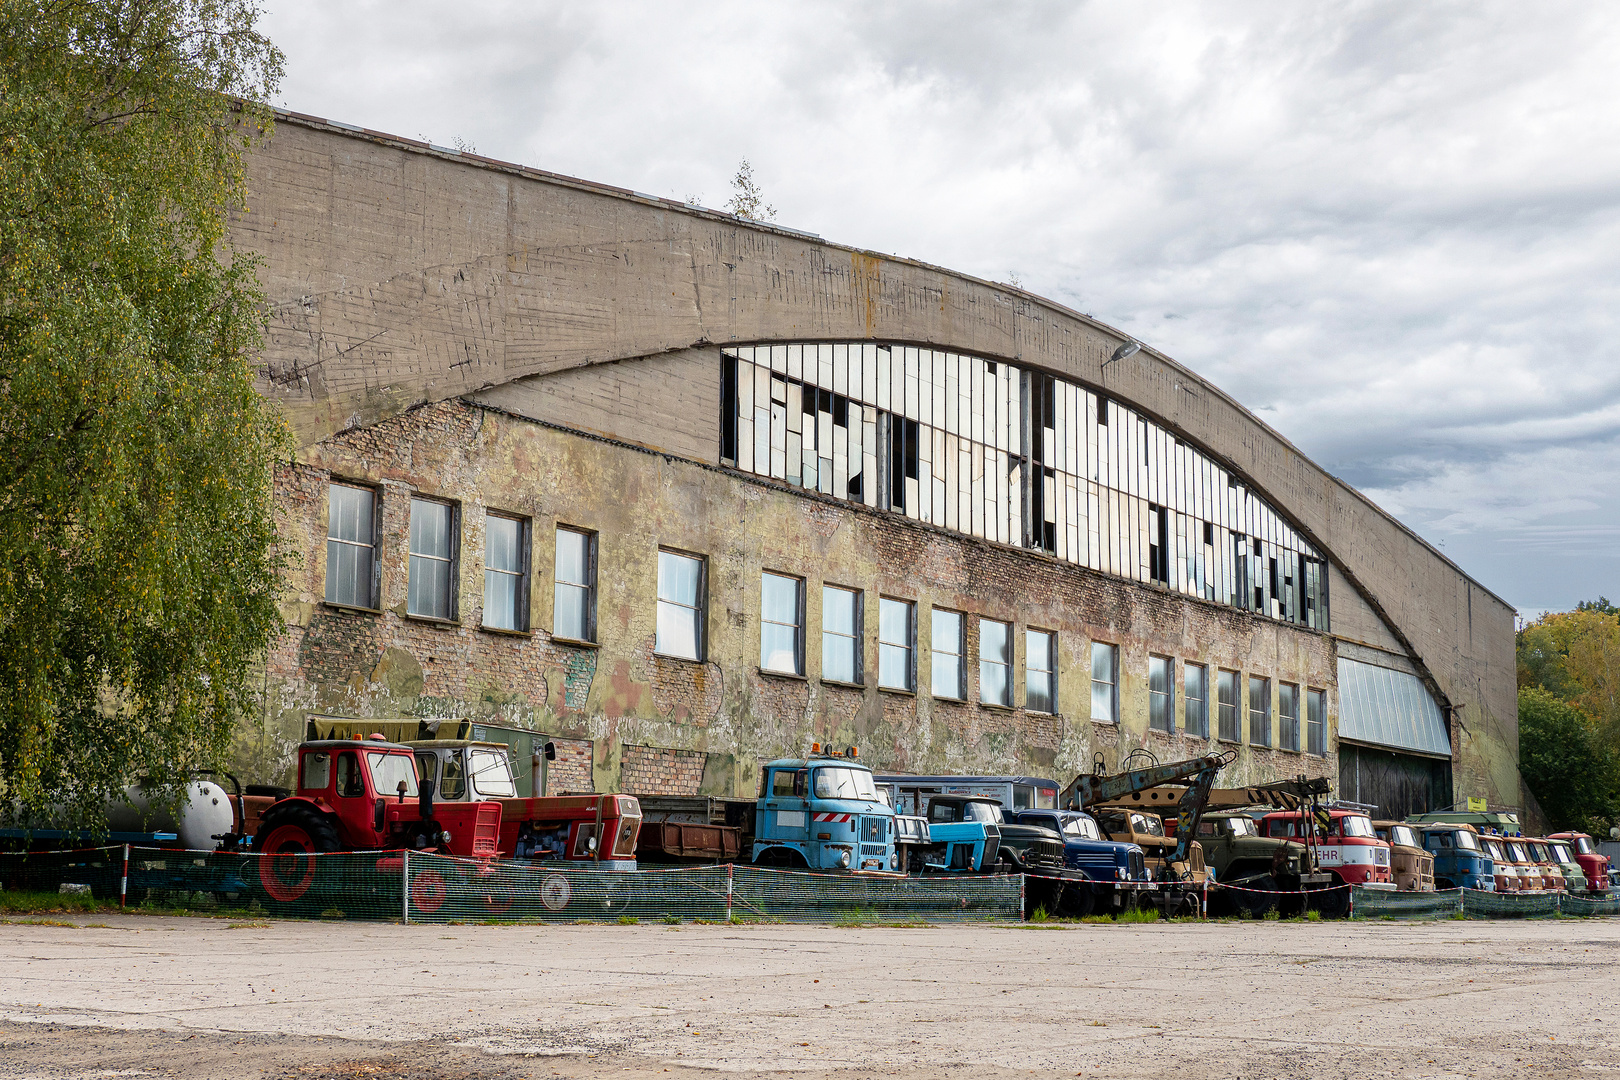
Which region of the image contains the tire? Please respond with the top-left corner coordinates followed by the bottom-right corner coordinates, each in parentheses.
top-left (754, 847), bottom-right (808, 869)
top-left (1435, 878), bottom-right (1455, 891)
top-left (1242, 875), bottom-right (1278, 918)
top-left (1059, 884), bottom-right (1096, 918)
top-left (1311, 882), bottom-right (1350, 919)
top-left (253, 805), bottom-right (340, 904)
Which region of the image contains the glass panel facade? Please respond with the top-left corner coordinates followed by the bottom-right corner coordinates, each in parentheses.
top-left (722, 346), bottom-right (1329, 630)
top-left (979, 618), bottom-right (1012, 707)
top-left (1027, 630), bottom-right (1056, 714)
top-left (554, 527), bottom-right (594, 641)
top-left (1336, 658), bottom-right (1451, 757)
top-left (1184, 662), bottom-right (1208, 738)
top-left (760, 572), bottom-right (803, 674)
top-left (408, 498), bottom-right (454, 619)
top-left (325, 484), bottom-right (375, 608)
top-left (656, 550), bottom-right (704, 660)
top-left (878, 598), bottom-right (914, 691)
top-left (1249, 675), bottom-right (1271, 747)
top-left (1217, 669), bottom-right (1240, 741)
top-left (1090, 642), bottom-right (1116, 723)
top-left (484, 514), bottom-right (526, 631)
top-left (822, 585), bottom-right (861, 683)
top-left (1149, 655), bottom-right (1172, 732)
top-left (1279, 682), bottom-right (1300, 751)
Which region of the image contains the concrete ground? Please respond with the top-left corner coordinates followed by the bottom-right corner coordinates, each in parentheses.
top-left (0, 914), bottom-right (1617, 1079)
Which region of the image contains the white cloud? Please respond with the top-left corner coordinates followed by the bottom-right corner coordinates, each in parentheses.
top-left (258, 0), bottom-right (1620, 612)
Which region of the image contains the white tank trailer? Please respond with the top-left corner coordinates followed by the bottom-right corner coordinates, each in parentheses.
top-left (102, 781), bottom-right (235, 850)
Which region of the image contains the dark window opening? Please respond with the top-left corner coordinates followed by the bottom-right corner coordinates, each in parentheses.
top-left (1148, 504), bottom-right (1169, 584)
top-left (1098, 398), bottom-right (1109, 426)
top-left (889, 415), bottom-right (920, 512)
top-left (1203, 521), bottom-right (1214, 546)
top-left (721, 355), bottom-right (739, 462)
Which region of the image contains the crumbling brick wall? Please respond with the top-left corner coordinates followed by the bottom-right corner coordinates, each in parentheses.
top-left (618, 745), bottom-right (707, 796)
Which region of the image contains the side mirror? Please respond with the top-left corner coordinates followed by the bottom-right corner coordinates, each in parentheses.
top-left (419, 776), bottom-right (436, 820)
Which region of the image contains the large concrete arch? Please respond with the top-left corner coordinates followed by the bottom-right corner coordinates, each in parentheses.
top-left (236, 113), bottom-right (1519, 808)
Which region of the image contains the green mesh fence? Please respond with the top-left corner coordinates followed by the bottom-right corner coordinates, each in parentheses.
top-left (1560, 893), bottom-right (1620, 917)
top-left (1350, 886), bottom-right (1619, 920)
top-left (0, 846), bottom-right (123, 899)
top-left (401, 856), bottom-right (1025, 924)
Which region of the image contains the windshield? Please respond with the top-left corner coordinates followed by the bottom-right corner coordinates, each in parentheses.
top-left (1064, 815), bottom-right (1101, 841)
top-left (1453, 830), bottom-right (1480, 851)
top-left (1575, 836), bottom-right (1596, 855)
top-left (1133, 813), bottom-right (1165, 838)
top-left (366, 752), bottom-right (418, 798)
top-left (1226, 816), bottom-right (1257, 837)
top-left (1508, 843), bottom-right (1530, 862)
top-left (470, 749), bottom-right (516, 797)
top-left (963, 801), bottom-right (1003, 824)
top-left (1483, 839), bottom-right (1506, 861)
top-left (1551, 843), bottom-right (1574, 863)
top-left (813, 767), bottom-right (878, 802)
top-left (1390, 826), bottom-right (1419, 848)
top-left (1340, 815), bottom-right (1376, 838)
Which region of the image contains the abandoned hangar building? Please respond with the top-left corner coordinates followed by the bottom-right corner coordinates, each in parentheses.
top-left (233, 111), bottom-right (1522, 821)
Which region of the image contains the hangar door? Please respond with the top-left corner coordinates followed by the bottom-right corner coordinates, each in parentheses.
top-left (1335, 657), bottom-right (1453, 820)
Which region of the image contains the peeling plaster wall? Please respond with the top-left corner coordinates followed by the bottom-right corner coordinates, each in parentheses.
top-left (234, 115), bottom-right (1519, 809)
top-left (261, 398), bottom-right (1338, 796)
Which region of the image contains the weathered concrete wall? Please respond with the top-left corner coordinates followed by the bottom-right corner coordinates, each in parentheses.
top-left (234, 114), bottom-right (1517, 808)
top-left (259, 398), bottom-right (1338, 796)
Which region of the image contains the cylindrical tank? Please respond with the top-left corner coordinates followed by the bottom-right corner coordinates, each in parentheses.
top-left (104, 781), bottom-right (235, 850)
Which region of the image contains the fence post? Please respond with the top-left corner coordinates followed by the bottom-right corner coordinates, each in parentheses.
top-left (120, 844), bottom-right (129, 909)
top-left (402, 849), bottom-right (410, 925)
top-left (1201, 878), bottom-right (1208, 920)
top-left (725, 861), bottom-right (734, 922)
top-left (1019, 874), bottom-right (1026, 921)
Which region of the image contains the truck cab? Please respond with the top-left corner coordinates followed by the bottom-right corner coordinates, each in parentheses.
top-left (1012, 808), bottom-right (1148, 887)
top-left (1415, 823), bottom-right (1494, 891)
top-left (1549, 832), bottom-right (1611, 894)
top-left (1094, 807), bottom-right (1207, 884)
top-left (1538, 838), bottom-right (1585, 893)
top-left (1373, 821), bottom-right (1435, 892)
top-left (1260, 809), bottom-right (1392, 888)
top-left (1480, 835), bottom-right (1524, 892)
top-left (752, 749), bottom-right (897, 871)
top-left (918, 796), bottom-right (1002, 872)
top-left (1195, 810), bottom-right (1331, 893)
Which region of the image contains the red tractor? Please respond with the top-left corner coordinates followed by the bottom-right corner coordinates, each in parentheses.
top-left (252, 738), bottom-right (501, 905)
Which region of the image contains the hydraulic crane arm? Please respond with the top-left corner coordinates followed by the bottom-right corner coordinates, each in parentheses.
top-left (1063, 750), bottom-right (1237, 878)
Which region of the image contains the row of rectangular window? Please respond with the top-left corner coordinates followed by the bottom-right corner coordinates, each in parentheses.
top-left (325, 483), bottom-right (598, 641)
top-left (758, 570), bottom-right (1058, 713)
top-left (1147, 655), bottom-right (1326, 754)
top-left (326, 484), bottom-right (1325, 750)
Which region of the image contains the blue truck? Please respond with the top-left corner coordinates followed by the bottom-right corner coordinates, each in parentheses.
top-left (1012, 807), bottom-right (1152, 912)
top-left (751, 748), bottom-right (898, 871)
top-left (1414, 822), bottom-right (1495, 891)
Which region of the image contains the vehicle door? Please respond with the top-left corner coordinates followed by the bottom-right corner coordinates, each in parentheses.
top-left (760, 768), bottom-right (808, 842)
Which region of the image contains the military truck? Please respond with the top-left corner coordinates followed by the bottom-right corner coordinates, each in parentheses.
top-left (1193, 810), bottom-right (1334, 915)
top-left (1373, 821), bottom-right (1436, 892)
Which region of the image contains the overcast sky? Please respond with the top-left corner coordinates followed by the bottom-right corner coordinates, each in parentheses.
top-left (258, 1), bottom-right (1620, 617)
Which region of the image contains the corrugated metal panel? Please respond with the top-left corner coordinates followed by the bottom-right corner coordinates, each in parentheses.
top-left (1336, 658), bottom-right (1451, 757)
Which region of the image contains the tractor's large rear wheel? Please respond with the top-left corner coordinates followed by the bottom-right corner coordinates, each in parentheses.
top-left (253, 805), bottom-right (340, 905)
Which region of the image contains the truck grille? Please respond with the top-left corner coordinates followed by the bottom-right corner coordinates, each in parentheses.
top-left (861, 816), bottom-right (887, 842)
top-left (1024, 840), bottom-right (1065, 871)
top-left (1129, 851), bottom-right (1146, 880)
top-left (861, 844), bottom-right (887, 857)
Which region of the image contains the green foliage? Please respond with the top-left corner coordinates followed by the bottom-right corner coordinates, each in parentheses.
top-left (725, 158), bottom-right (775, 221)
top-left (0, 1), bottom-right (286, 821)
top-left (1518, 687), bottom-right (1619, 832)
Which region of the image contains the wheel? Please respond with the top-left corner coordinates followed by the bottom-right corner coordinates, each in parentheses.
top-left (1311, 883), bottom-right (1350, 919)
top-left (1059, 885), bottom-right (1095, 918)
top-left (410, 869), bottom-right (448, 915)
top-left (252, 805), bottom-right (340, 903)
top-left (1242, 876), bottom-right (1278, 918)
top-left (1435, 878), bottom-right (1455, 891)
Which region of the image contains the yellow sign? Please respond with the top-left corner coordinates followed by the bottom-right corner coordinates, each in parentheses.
top-left (1466, 796), bottom-right (1488, 813)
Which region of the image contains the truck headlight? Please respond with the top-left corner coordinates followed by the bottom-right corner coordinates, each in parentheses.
top-left (839, 850), bottom-right (851, 868)
top-left (890, 852), bottom-right (899, 870)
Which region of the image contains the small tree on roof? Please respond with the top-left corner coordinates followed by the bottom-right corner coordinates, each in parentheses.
top-left (726, 159), bottom-right (776, 221)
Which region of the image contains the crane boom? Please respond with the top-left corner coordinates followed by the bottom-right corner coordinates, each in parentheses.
top-left (1062, 750), bottom-right (1236, 877)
